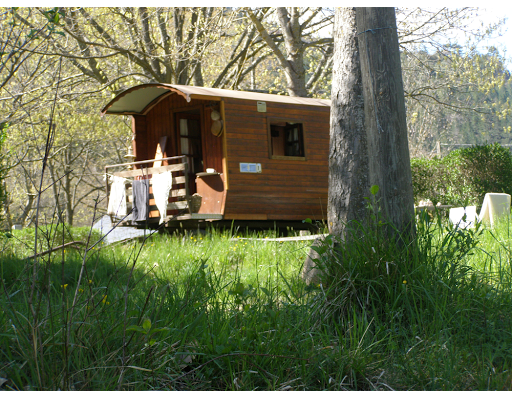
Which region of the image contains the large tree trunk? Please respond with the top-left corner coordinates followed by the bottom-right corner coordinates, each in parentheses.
top-left (304, 8), bottom-right (369, 284)
top-left (328, 7), bottom-right (369, 238)
top-left (355, 7), bottom-right (415, 239)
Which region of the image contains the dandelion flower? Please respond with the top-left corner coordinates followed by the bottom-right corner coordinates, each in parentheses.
top-left (403, 280), bottom-right (407, 284)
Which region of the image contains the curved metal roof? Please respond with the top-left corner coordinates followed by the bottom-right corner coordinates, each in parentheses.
top-left (101, 83), bottom-right (331, 115)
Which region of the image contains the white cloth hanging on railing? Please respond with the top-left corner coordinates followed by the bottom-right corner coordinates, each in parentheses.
top-left (151, 171), bottom-right (173, 224)
top-left (107, 175), bottom-right (129, 217)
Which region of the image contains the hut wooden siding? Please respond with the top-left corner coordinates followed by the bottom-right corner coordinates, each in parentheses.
top-left (222, 97), bottom-right (329, 221)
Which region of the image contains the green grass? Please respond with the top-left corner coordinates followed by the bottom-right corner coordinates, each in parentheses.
top-left (2, 214), bottom-right (512, 390)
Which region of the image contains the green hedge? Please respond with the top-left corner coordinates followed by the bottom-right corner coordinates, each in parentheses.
top-left (411, 143), bottom-right (512, 209)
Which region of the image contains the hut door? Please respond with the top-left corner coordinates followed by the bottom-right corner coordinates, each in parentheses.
top-left (176, 113), bottom-right (203, 193)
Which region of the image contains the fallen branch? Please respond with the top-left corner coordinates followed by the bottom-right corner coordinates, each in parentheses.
top-left (26, 240), bottom-right (86, 260)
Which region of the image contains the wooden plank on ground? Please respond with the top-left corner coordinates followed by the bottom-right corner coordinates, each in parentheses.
top-left (233, 234), bottom-right (327, 242)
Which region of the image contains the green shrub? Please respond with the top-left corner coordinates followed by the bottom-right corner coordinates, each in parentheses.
top-left (411, 143), bottom-right (512, 209)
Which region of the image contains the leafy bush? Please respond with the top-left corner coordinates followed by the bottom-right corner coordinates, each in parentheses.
top-left (411, 143), bottom-right (512, 208)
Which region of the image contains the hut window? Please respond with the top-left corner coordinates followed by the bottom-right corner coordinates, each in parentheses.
top-left (269, 121), bottom-right (305, 159)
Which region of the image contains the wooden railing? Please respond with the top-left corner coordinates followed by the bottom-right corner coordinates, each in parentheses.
top-left (105, 155), bottom-right (192, 222)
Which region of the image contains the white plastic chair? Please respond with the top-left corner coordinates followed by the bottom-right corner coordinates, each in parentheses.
top-left (449, 206), bottom-right (478, 229)
top-left (478, 193), bottom-right (511, 227)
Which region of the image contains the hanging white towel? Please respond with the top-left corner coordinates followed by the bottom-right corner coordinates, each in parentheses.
top-left (107, 176), bottom-right (128, 217)
top-left (151, 171), bottom-right (173, 224)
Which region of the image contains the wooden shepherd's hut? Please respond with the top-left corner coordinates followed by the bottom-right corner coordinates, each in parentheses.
top-left (102, 84), bottom-right (330, 230)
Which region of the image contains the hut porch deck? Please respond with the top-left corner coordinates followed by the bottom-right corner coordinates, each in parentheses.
top-left (105, 155), bottom-right (223, 227)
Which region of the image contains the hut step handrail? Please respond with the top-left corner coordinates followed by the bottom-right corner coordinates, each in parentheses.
top-left (105, 155), bottom-right (187, 170)
top-left (110, 162), bottom-right (186, 179)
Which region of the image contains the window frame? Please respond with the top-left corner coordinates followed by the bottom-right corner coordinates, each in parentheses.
top-left (267, 118), bottom-right (307, 161)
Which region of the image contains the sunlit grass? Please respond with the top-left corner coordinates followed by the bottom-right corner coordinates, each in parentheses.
top-left (3, 215), bottom-right (512, 390)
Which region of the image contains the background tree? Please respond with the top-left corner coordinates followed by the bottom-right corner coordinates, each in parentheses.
top-left (403, 47), bottom-right (512, 155)
top-left (3, 94), bottom-right (131, 227)
top-left (245, 7), bottom-right (333, 97)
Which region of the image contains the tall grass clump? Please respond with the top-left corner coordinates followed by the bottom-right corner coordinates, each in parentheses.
top-left (307, 193), bottom-right (512, 390)
top-left (0, 218), bottom-right (329, 391)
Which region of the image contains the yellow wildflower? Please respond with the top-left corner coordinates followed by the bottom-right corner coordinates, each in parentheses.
top-left (61, 284), bottom-right (68, 289)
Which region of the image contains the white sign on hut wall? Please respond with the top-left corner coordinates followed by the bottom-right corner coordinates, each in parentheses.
top-left (239, 163), bottom-right (262, 173)
top-left (257, 101), bottom-right (266, 112)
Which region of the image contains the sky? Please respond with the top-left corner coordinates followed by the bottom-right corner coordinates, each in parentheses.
top-left (452, 7), bottom-right (512, 65)
top-left (467, 7), bottom-right (512, 54)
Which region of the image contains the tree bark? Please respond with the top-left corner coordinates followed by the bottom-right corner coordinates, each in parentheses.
top-left (328, 8), bottom-right (369, 238)
top-left (355, 7), bottom-right (415, 239)
top-left (173, 7), bottom-right (188, 85)
top-left (276, 7), bottom-right (308, 97)
top-left (304, 7), bottom-right (368, 285)
top-left (246, 7), bottom-right (309, 97)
